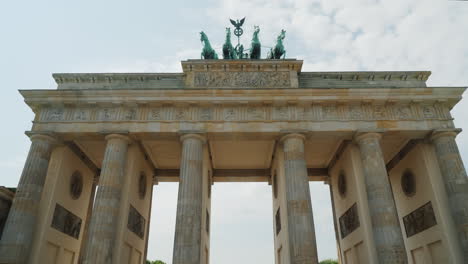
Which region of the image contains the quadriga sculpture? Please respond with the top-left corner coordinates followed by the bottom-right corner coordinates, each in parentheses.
top-left (267, 29), bottom-right (286, 59)
top-left (222, 28), bottom-right (238, 59)
top-left (249, 26), bottom-right (261, 59)
top-left (200, 31), bottom-right (218, 60)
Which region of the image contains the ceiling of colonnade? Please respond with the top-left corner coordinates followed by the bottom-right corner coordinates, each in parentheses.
top-left (72, 130), bottom-right (423, 182)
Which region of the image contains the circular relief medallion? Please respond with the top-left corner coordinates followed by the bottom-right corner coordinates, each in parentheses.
top-left (70, 171), bottom-right (83, 200)
top-left (401, 170), bottom-right (416, 197)
top-left (138, 172), bottom-right (147, 199)
top-left (338, 171), bottom-right (347, 197)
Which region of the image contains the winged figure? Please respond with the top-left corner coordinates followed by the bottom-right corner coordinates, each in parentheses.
top-left (230, 17), bottom-right (245, 29)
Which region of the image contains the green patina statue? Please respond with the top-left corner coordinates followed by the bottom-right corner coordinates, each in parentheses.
top-left (200, 31), bottom-right (218, 60)
top-left (249, 26), bottom-right (261, 59)
top-left (199, 18), bottom-right (288, 60)
top-left (267, 29), bottom-right (286, 59)
top-left (235, 44), bottom-right (245, 59)
top-left (222, 28), bottom-right (238, 59)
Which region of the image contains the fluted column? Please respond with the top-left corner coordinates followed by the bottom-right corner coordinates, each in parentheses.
top-left (431, 129), bottom-right (468, 262)
top-left (0, 134), bottom-right (58, 264)
top-left (355, 132), bottom-right (407, 263)
top-left (173, 134), bottom-right (205, 264)
top-left (281, 134), bottom-right (318, 264)
top-left (82, 134), bottom-right (131, 264)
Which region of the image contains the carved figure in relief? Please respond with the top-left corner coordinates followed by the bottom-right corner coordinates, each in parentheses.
top-left (102, 108), bottom-right (115, 120)
top-left (349, 105), bottom-right (363, 119)
top-left (74, 110), bottom-right (87, 120)
top-left (247, 107), bottom-right (264, 120)
top-left (150, 109), bottom-right (161, 120)
top-left (124, 109), bottom-right (136, 120)
top-left (397, 106), bottom-right (411, 119)
top-left (200, 31), bottom-right (218, 60)
top-left (222, 28), bottom-right (238, 59)
top-left (175, 109), bottom-right (186, 120)
top-left (249, 26), bottom-right (261, 59)
top-left (224, 108), bottom-right (236, 120)
top-left (49, 109), bottom-right (64, 120)
top-left (423, 106), bottom-right (435, 118)
top-left (323, 105), bottom-right (337, 119)
top-left (200, 108), bottom-right (213, 120)
top-left (274, 107), bottom-right (289, 120)
top-left (373, 105), bottom-right (387, 119)
top-left (267, 29), bottom-right (286, 59)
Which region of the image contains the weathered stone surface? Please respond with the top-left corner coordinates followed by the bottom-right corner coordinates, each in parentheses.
top-left (281, 134), bottom-right (319, 264)
top-left (5, 59), bottom-right (468, 263)
top-left (193, 71), bottom-right (291, 88)
top-left (0, 134), bottom-right (57, 264)
top-left (355, 132), bottom-right (407, 264)
top-left (0, 187), bottom-right (14, 240)
top-left (431, 129), bottom-right (468, 262)
top-left (82, 134), bottom-right (130, 264)
top-left (36, 102), bottom-right (451, 123)
top-left (172, 134), bottom-right (205, 264)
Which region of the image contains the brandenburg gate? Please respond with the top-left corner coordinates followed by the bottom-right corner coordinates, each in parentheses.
top-left (0, 59), bottom-right (467, 264)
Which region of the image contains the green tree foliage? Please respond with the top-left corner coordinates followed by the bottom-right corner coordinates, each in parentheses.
top-left (319, 259), bottom-right (338, 264)
top-left (146, 260), bottom-right (166, 264)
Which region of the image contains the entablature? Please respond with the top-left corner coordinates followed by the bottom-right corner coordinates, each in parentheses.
top-left (20, 87), bottom-right (464, 109)
top-left (51, 60), bottom-right (433, 90)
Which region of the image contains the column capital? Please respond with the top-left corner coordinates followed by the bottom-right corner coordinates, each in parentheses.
top-left (104, 133), bottom-right (132, 144)
top-left (430, 128), bottom-right (462, 142)
top-left (180, 133), bottom-right (206, 143)
top-left (279, 133), bottom-right (306, 143)
top-left (25, 131), bottom-right (60, 145)
top-left (354, 131), bottom-right (383, 144)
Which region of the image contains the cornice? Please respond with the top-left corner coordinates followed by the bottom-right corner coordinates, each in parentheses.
top-left (19, 87), bottom-right (465, 110)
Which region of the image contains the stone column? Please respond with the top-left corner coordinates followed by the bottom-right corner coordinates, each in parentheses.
top-left (280, 134), bottom-right (318, 264)
top-left (0, 134), bottom-right (58, 264)
top-left (355, 132), bottom-right (407, 263)
top-left (78, 180), bottom-right (97, 264)
top-left (431, 129), bottom-right (468, 262)
top-left (82, 134), bottom-right (131, 264)
top-left (172, 134), bottom-right (205, 264)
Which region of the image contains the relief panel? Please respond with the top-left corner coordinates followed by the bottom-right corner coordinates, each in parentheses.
top-left (50, 203), bottom-right (82, 239)
top-left (72, 108), bottom-right (91, 121)
top-left (339, 203), bottom-right (360, 239)
top-left (127, 205), bottom-right (145, 239)
top-left (97, 108), bottom-right (118, 121)
top-left (40, 103), bottom-right (451, 123)
top-left (403, 201), bottom-right (437, 238)
top-left (193, 71), bottom-right (291, 88)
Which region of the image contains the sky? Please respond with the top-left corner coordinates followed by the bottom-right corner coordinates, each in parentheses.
top-left (1, 0), bottom-right (468, 263)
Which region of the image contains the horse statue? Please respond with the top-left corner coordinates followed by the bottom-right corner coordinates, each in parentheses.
top-left (267, 29), bottom-right (286, 59)
top-left (222, 28), bottom-right (238, 59)
top-left (249, 26), bottom-right (261, 59)
top-left (200, 31), bottom-right (218, 60)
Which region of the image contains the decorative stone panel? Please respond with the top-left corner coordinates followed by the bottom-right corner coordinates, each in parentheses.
top-left (39, 103), bottom-right (453, 123)
top-left (51, 203), bottom-right (82, 239)
top-left (339, 203), bottom-right (360, 239)
top-left (403, 202), bottom-right (437, 237)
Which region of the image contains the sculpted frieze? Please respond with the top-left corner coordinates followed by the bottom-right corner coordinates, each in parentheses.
top-left (47, 108), bottom-right (65, 121)
top-left (273, 106), bottom-right (290, 120)
top-left (40, 103), bottom-right (451, 123)
top-left (98, 108), bottom-right (118, 121)
top-left (193, 71), bottom-right (291, 88)
top-left (73, 109), bottom-right (91, 121)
